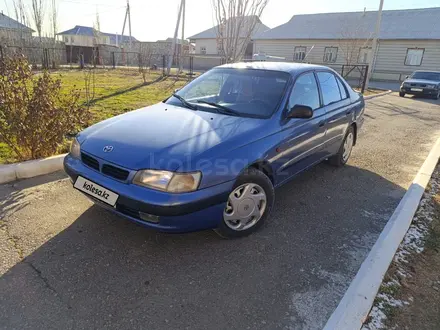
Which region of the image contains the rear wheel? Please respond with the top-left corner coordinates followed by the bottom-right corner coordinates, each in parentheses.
top-left (215, 168), bottom-right (274, 238)
top-left (399, 92), bottom-right (405, 97)
top-left (328, 126), bottom-right (355, 167)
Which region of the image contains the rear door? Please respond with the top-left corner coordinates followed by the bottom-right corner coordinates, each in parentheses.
top-left (316, 71), bottom-right (352, 156)
top-left (274, 71), bottom-right (327, 183)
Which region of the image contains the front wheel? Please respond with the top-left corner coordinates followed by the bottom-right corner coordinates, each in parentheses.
top-left (434, 91), bottom-right (440, 100)
top-left (214, 168), bottom-right (274, 238)
top-left (399, 92), bottom-right (405, 97)
top-left (328, 126), bottom-right (355, 167)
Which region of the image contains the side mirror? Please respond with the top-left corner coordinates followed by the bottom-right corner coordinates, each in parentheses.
top-left (405, 75), bottom-right (409, 79)
top-left (287, 104), bottom-right (313, 119)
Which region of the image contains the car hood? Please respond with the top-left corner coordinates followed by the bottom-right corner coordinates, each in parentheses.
top-left (404, 79), bottom-right (440, 85)
top-left (79, 103), bottom-right (264, 170)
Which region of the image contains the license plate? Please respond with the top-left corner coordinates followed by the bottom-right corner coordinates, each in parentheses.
top-left (74, 176), bottom-right (119, 206)
top-left (411, 88), bottom-right (423, 92)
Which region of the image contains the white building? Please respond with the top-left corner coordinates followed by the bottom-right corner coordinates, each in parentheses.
top-left (189, 15), bottom-right (269, 57)
top-left (253, 7), bottom-right (440, 81)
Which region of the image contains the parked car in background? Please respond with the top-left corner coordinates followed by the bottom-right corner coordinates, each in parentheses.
top-left (400, 71), bottom-right (440, 99)
top-left (64, 62), bottom-right (365, 238)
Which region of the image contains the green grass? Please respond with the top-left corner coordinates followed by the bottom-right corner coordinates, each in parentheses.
top-left (0, 69), bottom-right (189, 163)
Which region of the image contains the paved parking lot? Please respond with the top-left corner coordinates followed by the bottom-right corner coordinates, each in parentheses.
top-left (1, 94), bottom-right (439, 330)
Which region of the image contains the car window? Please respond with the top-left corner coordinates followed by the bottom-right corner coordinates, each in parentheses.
top-left (289, 72), bottom-right (320, 110)
top-left (317, 72), bottom-right (342, 106)
top-left (336, 78), bottom-right (348, 99)
top-left (167, 68), bottom-right (290, 118)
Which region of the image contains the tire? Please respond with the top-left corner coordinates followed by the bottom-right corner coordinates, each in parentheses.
top-left (434, 91), bottom-right (440, 100)
top-left (328, 125), bottom-right (355, 167)
top-left (399, 92), bottom-right (405, 97)
top-left (214, 168), bottom-right (274, 238)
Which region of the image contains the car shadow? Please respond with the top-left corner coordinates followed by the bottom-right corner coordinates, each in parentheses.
top-left (0, 164), bottom-right (407, 329)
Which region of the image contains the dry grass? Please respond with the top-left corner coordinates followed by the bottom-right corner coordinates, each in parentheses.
top-left (385, 177), bottom-right (440, 329)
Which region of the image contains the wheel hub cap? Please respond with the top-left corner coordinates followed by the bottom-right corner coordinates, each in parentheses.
top-left (223, 183), bottom-right (267, 231)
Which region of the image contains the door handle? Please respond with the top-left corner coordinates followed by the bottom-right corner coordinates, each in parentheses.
top-left (346, 110), bottom-right (352, 116)
top-left (318, 121), bottom-right (325, 127)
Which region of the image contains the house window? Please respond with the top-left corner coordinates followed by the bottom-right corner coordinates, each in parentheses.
top-left (405, 48), bottom-right (424, 66)
top-left (200, 46), bottom-right (207, 55)
top-left (293, 46), bottom-right (306, 61)
top-left (63, 36), bottom-right (68, 43)
top-left (70, 36), bottom-right (75, 44)
top-left (323, 47), bottom-right (338, 63)
top-left (358, 47), bottom-right (372, 64)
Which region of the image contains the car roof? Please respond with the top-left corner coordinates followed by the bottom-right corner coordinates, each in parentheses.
top-left (217, 62), bottom-right (331, 75)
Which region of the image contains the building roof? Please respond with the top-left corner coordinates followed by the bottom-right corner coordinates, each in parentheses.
top-left (255, 7), bottom-right (440, 40)
top-left (188, 15), bottom-right (270, 40)
top-left (57, 25), bottom-right (138, 42)
top-left (218, 61), bottom-right (328, 74)
top-left (0, 12), bottom-right (34, 32)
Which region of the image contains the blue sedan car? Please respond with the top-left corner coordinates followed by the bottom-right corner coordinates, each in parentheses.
top-left (64, 62), bottom-right (365, 238)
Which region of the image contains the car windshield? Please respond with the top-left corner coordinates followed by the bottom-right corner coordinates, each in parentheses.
top-left (410, 72), bottom-right (440, 81)
top-left (166, 68), bottom-right (290, 118)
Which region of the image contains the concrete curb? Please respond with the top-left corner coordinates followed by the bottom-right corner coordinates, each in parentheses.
top-left (364, 90), bottom-right (392, 100)
top-left (0, 154), bottom-right (67, 184)
top-left (323, 137), bottom-right (440, 330)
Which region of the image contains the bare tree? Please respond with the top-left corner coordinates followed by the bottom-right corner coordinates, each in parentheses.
top-left (337, 16), bottom-right (373, 66)
top-left (31, 0), bottom-right (45, 41)
top-left (50, 0), bottom-right (58, 41)
top-left (212, 0), bottom-right (268, 62)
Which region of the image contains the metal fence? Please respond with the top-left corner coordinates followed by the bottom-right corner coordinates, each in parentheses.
top-left (0, 45), bottom-right (368, 91)
top-left (0, 45), bottom-right (66, 69)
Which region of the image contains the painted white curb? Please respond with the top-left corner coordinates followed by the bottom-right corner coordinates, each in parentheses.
top-left (364, 90), bottom-right (392, 100)
top-left (323, 137), bottom-right (440, 330)
top-left (0, 154), bottom-right (67, 184)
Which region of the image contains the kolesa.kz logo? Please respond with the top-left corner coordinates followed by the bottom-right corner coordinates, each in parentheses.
top-left (83, 182), bottom-right (110, 200)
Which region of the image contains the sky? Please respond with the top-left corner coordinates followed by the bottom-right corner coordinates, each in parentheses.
top-left (2, 0), bottom-right (440, 41)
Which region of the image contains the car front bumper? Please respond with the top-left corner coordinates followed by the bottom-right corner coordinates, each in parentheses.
top-left (64, 155), bottom-right (233, 233)
top-left (400, 86), bottom-right (439, 96)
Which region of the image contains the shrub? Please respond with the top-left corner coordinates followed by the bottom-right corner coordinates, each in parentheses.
top-left (0, 55), bottom-right (91, 161)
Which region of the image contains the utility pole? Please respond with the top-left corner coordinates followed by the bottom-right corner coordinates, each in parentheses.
top-left (167, 0), bottom-right (184, 75)
top-left (121, 0), bottom-right (132, 49)
top-left (365, 0), bottom-right (384, 89)
top-left (180, 0), bottom-right (186, 71)
top-left (128, 0), bottom-right (132, 48)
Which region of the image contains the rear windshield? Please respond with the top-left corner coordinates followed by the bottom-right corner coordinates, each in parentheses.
top-left (166, 68), bottom-right (290, 118)
top-left (411, 72), bottom-right (440, 81)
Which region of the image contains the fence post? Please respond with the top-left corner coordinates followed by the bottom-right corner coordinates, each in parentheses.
top-left (162, 55), bottom-right (166, 76)
top-left (0, 45), bottom-right (3, 62)
top-left (111, 52), bottom-right (115, 69)
top-left (189, 56), bottom-right (193, 77)
top-left (361, 65), bottom-right (369, 94)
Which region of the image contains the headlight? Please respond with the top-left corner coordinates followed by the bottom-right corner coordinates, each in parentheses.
top-left (70, 138), bottom-right (81, 158)
top-left (426, 84), bottom-right (435, 89)
top-left (133, 170), bottom-right (201, 193)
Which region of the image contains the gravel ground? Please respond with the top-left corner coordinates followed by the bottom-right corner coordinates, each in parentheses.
top-left (1, 94), bottom-right (439, 330)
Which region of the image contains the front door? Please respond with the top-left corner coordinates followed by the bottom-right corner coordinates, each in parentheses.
top-left (273, 71), bottom-right (327, 184)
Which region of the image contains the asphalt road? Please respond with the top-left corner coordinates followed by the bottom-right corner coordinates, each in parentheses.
top-left (1, 94), bottom-right (440, 330)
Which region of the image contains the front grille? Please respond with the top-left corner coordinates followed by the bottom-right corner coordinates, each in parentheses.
top-left (102, 164), bottom-right (129, 181)
top-left (410, 83), bottom-right (427, 87)
top-left (81, 153), bottom-right (99, 171)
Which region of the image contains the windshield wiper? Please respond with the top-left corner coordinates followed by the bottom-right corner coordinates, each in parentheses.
top-left (196, 100), bottom-right (241, 116)
top-left (172, 93), bottom-right (198, 110)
